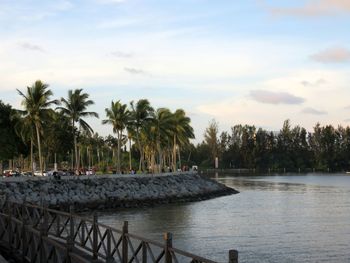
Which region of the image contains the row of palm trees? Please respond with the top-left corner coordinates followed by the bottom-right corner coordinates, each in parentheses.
top-left (15, 80), bottom-right (195, 175)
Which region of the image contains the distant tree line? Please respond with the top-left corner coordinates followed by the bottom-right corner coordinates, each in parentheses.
top-left (188, 119), bottom-right (350, 172)
top-left (2, 80), bottom-right (350, 174)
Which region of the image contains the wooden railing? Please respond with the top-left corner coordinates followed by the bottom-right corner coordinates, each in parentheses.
top-left (0, 201), bottom-right (238, 263)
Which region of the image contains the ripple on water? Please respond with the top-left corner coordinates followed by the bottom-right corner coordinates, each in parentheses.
top-left (97, 174), bottom-right (350, 263)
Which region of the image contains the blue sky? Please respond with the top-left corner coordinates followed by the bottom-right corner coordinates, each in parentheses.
top-left (1, 0), bottom-right (350, 141)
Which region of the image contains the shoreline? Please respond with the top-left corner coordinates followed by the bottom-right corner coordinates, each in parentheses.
top-left (0, 172), bottom-right (238, 211)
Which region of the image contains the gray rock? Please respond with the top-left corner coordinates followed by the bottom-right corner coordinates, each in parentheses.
top-left (0, 172), bottom-right (237, 209)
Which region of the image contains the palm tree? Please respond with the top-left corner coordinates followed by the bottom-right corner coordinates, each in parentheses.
top-left (126, 126), bottom-right (135, 170)
top-left (57, 89), bottom-right (99, 173)
top-left (17, 80), bottom-right (59, 175)
top-left (130, 99), bottom-right (154, 171)
top-left (13, 113), bottom-right (36, 175)
top-left (150, 108), bottom-right (174, 172)
top-left (102, 100), bottom-right (130, 173)
top-left (172, 109), bottom-right (195, 171)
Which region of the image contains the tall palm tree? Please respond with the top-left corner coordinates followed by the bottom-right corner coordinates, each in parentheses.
top-left (150, 108), bottom-right (174, 173)
top-left (140, 122), bottom-right (157, 172)
top-left (13, 113), bottom-right (35, 175)
top-left (126, 126), bottom-right (135, 170)
top-left (130, 99), bottom-right (154, 171)
top-left (57, 89), bottom-right (99, 173)
top-left (102, 100), bottom-right (130, 173)
top-left (17, 80), bottom-right (59, 175)
top-left (172, 109), bottom-right (195, 171)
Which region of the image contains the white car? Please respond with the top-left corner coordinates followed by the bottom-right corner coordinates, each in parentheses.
top-left (34, 170), bottom-right (47, 176)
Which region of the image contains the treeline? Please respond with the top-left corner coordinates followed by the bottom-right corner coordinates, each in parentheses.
top-left (188, 119), bottom-right (350, 172)
top-left (0, 80), bottom-right (194, 175)
top-left (2, 80), bottom-right (350, 174)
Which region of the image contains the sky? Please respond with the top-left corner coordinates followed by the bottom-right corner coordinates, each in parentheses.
top-left (1, 0), bottom-right (350, 142)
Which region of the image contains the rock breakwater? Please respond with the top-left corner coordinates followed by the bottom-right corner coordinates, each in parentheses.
top-left (0, 172), bottom-right (238, 211)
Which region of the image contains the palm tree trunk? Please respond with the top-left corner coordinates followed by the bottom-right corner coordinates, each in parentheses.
top-left (30, 139), bottom-right (34, 176)
top-left (117, 131), bottom-right (121, 173)
top-left (97, 148), bottom-right (100, 166)
top-left (151, 151), bottom-right (155, 173)
top-left (173, 135), bottom-right (177, 172)
top-left (20, 155), bottom-right (24, 171)
top-left (129, 138), bottom-right (132, 170)
top-left (87, 147), bottom-right (89, 169)
top-left (54, 152), bottom-right (57, 171)
top-left (35, 123), bottom-right (43, 175)
top-left (178, 147), bottom-right (182, 170)
top-left (157, 136), bottom-right (162, 173)
top-left (75, 135), bottom-right (79, 173)
top-left (168, 150), bottom-right (171, 169)
top-left (72, 121), bottom-right (78, 173)
top-left (187, 150), bottom-right (192, 162)
top-left (136, 131), bottom-right (144, 171)
top-left (112, 148), bottom-right (115, 167)
top-left (91, 149), bottom-right (94, 167)
top-left (80, 147), bottom-right (83, 169)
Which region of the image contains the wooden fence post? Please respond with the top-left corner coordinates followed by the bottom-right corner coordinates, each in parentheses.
top-left (65, 206), bottom-right (75, 263)
top-left (56, 213), bottom-right (61, 237)
top-left (65, 235), bottom-right (72, 263)
top-left (7, 202), bottom-right (13, 252)
top-left (21, 201), bottom-right (27, 262)
top-left (122, 221), bottom-right (128, 263)
top-left (164, 232), bottom-right (173, 263)
top-left (92, 213), bottom-right (98, 260)
top-left (229, 249), bottom-right (238, 263)
top-left (40, 205), bottom-right (49, 263)
top-left (81, 219), bottom-right (86, 247)
top-left (69, 206), bottom-right (74, 244)
top-left (142, 241), bottom-right (147, 263)
top-left (106, 228), bottom-right (113, 263)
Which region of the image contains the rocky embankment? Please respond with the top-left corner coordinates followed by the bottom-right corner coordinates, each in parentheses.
top-left (0, 173), bottom-right (238, 210)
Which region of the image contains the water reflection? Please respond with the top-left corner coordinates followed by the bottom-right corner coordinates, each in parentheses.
top-left (97, 204), bottom-right (192, 241)
top-left (218, 177), bottom-right (345, 194)
top-left (98, 174), bottom-right (350, 263)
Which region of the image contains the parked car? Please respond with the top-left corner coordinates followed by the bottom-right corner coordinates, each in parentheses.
top-left (21, 171), bottom-right (33, 177)
top-left (61, 170), bottom-right (75, 176)
top-left (191, 165), bottom-right (198, 171)
top-left (46, 170), bottom-right (56, 177)
top-left (33, 170), bottom-right (47, 176)
top-left (3, 170), bottom-right (12, 177)
top-left (85, 169), bottom-right (95, 175)
top-left (3, 170), bottom-right (21, 177)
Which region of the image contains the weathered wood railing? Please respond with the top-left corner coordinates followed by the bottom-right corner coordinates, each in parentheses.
top-left (0, 201), bottom-right (238, 263)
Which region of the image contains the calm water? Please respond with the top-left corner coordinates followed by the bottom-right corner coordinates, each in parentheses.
top-left (98, 173), bottom-right (350, 262)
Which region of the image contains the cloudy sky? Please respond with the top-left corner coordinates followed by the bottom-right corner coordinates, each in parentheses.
top-left (1, 0), bottom-right (350, 141)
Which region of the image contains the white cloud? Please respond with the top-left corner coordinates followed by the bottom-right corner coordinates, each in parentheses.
top-left (301, 107), bottom-right (327, 115)
top-left (249, 90), bottom-right (305, 105)
top-left (124, 67), bottom-right (148, 75)
top-left (196, 68), bottom-right (350, 132)
top-left (110, 51), bottom-right (133, 58)
top-left (301, 78), bottom-right (326, 87)
top-left (18, 42), bottom-right (45, 52)
top-left (310, 47), bottom-right (350, 63)
top-left (268, 0), bottom-right (350, 17)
